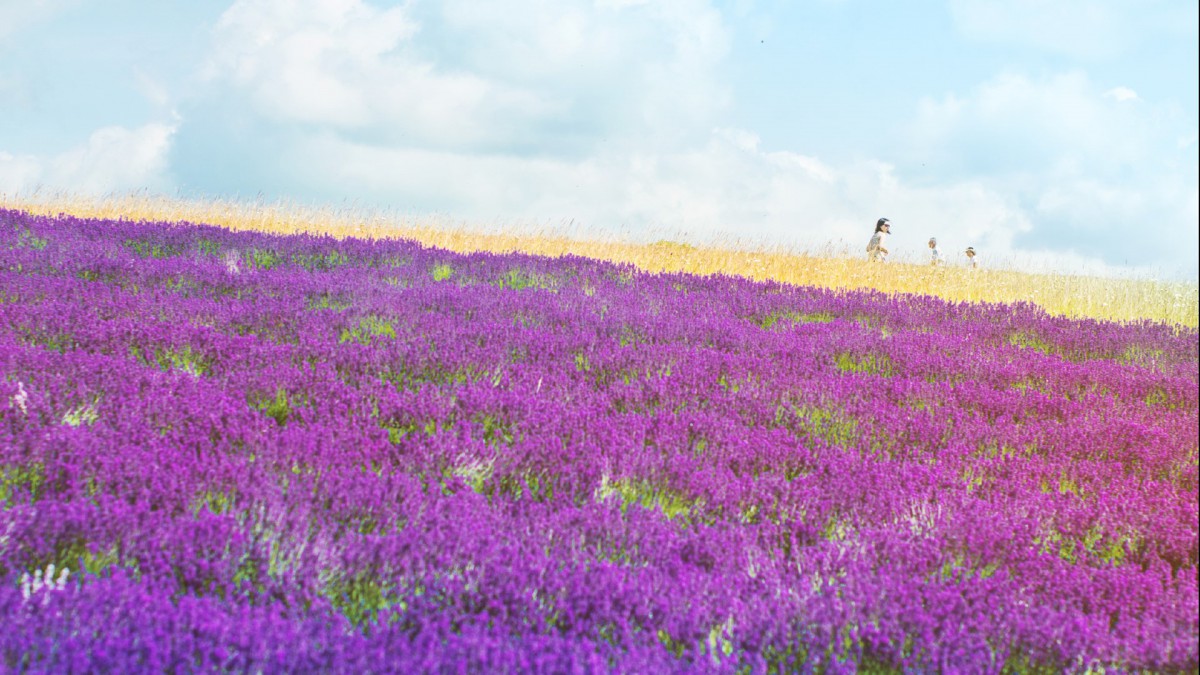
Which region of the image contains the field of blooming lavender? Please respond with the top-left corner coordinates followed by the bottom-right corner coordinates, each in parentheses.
top-left (1, 207), bottom-right (1197, 673)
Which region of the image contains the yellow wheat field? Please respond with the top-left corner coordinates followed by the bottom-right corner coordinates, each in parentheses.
top-left (5, 193), bottom-right (1197, 328)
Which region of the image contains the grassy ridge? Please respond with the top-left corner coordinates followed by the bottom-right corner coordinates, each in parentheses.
top-left (5, 194), bottom-right (1196, 327)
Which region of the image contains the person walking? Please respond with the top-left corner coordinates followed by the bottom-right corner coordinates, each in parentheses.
top-left (866, 218), bottom-right (891, 262)
top-left (928, 237), bottom-right (944, 266)
top-left (965, 246), bottom-right (980, 269)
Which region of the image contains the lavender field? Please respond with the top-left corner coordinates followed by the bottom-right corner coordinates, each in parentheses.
top-left (1, 208), bottom-right (1197, 673)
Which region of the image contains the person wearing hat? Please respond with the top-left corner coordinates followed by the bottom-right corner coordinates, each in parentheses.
top-left (965, 246), bottom-right (980, 269)
top-left (928, 237), bottom-right (944, 266)
top-left (866, 218), bottom-right (891, 262)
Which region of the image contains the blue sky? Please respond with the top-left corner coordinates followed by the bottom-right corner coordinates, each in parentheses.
top-left (1, 0), bottom-right (1197, 277)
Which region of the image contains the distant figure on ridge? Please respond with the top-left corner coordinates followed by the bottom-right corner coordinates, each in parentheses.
top-left (866, 218), bottom-right (891, 262)
top-left (928, 237), bottom-right (944, 266)
top-left (965, 246), bottom-right (980, 269)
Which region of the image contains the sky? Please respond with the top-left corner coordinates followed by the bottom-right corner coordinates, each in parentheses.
top-left (1, 0), bottom-right (1197, 278)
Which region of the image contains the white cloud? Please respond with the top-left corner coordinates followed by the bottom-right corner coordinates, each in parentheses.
top-left (437, 0), bottom-right (729, 141)
top-left (908, 72), bottom-right (1164, 172)
top-left (175, 0), bottom-right (1197, 277)
top-left (277, 125), bottom-right (1034, 268)
top-left (948, 0), bottom-right (1198, 60)
top-left (1103, 86), bottom-right (1139, 102)
top-left (905, 71), bottom-right (1198, 274)
top-left (0, 151), bottom-right (41, 194)
top-left (198, 0), bottom-right (1035, 260)
top-left (0, 0), bottom-right (79, 43)
top-left (133, 69), bottom-right (173, 109)
top-left (203, 0), bottom-right (729, 153)
top-left (0, 122), bottom-right (176, 196)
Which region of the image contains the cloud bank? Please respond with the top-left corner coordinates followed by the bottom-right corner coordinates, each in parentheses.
top-left (1, 0), bottom-right (1196, 278)
top-left (0, 123), bottom-right (176, 196)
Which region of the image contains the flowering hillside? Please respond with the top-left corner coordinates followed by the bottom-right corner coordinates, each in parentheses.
top-left (6, 195), bottom-right (1197, 327)
top-left (1, 209), bottom-right (1197, 672)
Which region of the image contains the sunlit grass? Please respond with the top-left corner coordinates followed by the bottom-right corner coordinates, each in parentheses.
top-left (5, 193), bottom-right (1196, 326)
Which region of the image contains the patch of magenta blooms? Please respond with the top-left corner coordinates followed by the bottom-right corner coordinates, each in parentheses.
top-left (0, 208), bottom-right (1196, 673)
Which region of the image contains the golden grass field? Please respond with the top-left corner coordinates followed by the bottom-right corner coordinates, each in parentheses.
top-left (5, 193), bottom-right (1197, 328)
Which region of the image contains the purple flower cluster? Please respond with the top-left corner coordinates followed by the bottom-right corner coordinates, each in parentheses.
top-left (1, 208), bottom-right (1196, 673)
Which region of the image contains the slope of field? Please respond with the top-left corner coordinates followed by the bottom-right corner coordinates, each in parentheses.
top-left (1, 209), bottom-right (1198, 672)
top-left (6, 195), bottom-right (1197, 327)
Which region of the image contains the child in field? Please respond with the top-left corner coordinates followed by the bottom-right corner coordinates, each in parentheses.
top-left (928, 237), bottom-right (944, 266)
top-left (965, 246), bottom-right (980, 269)
top-left (866, 218), bottom-right (891, 262)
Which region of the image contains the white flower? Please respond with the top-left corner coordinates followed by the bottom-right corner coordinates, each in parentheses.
top-left (0, 521), bottom-right (13, 550)
top-left (20, 563), bottom-right (70, 605)
top-left (10, 382), bottom-right (27, 415)
top-left (222, 250), bottom-right (241, 274)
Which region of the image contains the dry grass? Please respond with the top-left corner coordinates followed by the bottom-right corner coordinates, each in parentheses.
top-left (5, 193), bottom-right (1197, 327)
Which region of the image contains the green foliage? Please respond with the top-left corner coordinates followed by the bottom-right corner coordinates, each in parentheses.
top-left (760, 641), bottom-right (813, 674)
top-left (596, 475), bottom-right (702, 521)
top-left (19, 537), bottom-right (126, 584)
top-left (605, 268), bottom-right (635, 286)
top-left (1008, 331), bottom-right (1055, 354)
top-left (248, 249), bottom-right (283, 270)
top-left (835, 352), bottom-right (895, 377)
top-left (936, 553), bottom-right (1001, 582)
top-left (79, 546), bottom-right (121, 577)
top-left (496, 268), bottom-right (551, 291)
top-left (307, 293), bottom-right (352, 311)
top-left (191, 489), bottom-right (237, 516)
top-left (822, 514), bottom-right (853, 541)
top-left (1, 462), bottom-right (46, 505)
top-left (475, 412), bottom-right (517, 446)
top-left (125, 239), bottom-right (179, 259)
top-left (1118, 344), bottom-right (1166, 368)
top-left (1142, 386), bottom-right (1185, 409)
top-left (777, 405), bottom-right (859, 448)
top-left (658, 629), bottom-right (687, 658)
top-left (618, 325), bottom-right (645, 347)
top-left (324, 571), bottom-right (400, 627)
top-left (484, 470), bottom-right (559, 503)
top-left (196, 238), bottom-right (221, 256)
top-left (292, 250), bottom-right (349, 271)
top-left (446, 459), bottom-right (494, 494)
top-left (339, 316), bottom-right (397, 345)
top-left (858, 659), bottom-right (905, 674)
top-left (431, 263), bottom-right (454, 281)
top-left (75, 269), bottom-right (110, 283)
top-left (379, 362), bottom-right (497, 392)
top-left (573, 352), bottom-right (591, 372)
top-left (1010, 378), bottom-right (1050, 395)
top-left (997, 650), bottom-right (1075, 675)
top-left (154, 345), bottom-right (210, 376)
top-left (1034, 524), bottom-right (1138, 568)
top-left (252, 388), bottom-right (291, 426)
top-left (62, 402), bottom-right (99, 427)
top-left (23, 326), bottom-right (75, 353)
top-left (755, 311), bottom-right (836, 329)
top-left (164, 276), bottom-right (199, 295)
top-left (380, 419), bottom-right (441, 444)
top-left (705, 618), bottom-right (736, 662)
top-left (13, 230), bottom-right (49, 250)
